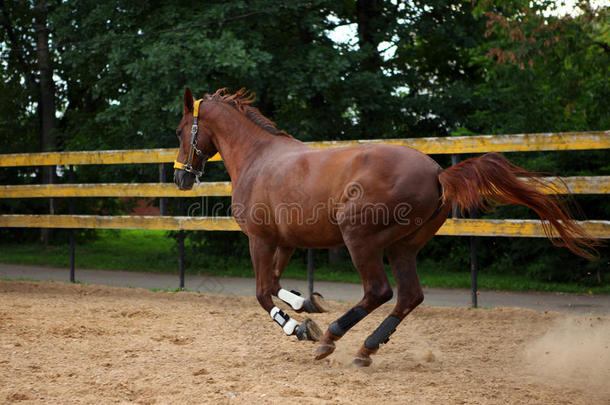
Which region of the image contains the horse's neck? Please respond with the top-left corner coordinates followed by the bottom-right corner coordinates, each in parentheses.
top-left (207, 105), bottom-right (275, 182)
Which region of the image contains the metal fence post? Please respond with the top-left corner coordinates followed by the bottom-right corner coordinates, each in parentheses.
top-left (470, 234), bottom-right (479, 308)
top-left (69, 165), bottom-right (75, 283)
top-left (451, 154), bottom-right (460, 218)
top-left (307, 249), bottom-right (314, 297)
top-left (159, 163), bottom-right (166, 216)
top-left (452, 154), bottom-right (479, 308)
top-left (469, 207), bottom-right (480, 308)
top-left (178, 197), bottom-right (185, 290)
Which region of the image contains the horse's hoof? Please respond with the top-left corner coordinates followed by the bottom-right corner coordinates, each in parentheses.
top-left (315, 343), bottom-right (335, 360)
top-left (353, 345), bottom-right (376, 367)
top-left (352, 356), bottom-right (372, 367)
top-left (303, 293), bottom-right (329, 313)
top-left (296, 318), bottom-right (322, 341)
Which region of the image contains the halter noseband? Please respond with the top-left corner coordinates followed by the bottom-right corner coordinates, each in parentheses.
top-left (174, 98), bottom-right (206, 180)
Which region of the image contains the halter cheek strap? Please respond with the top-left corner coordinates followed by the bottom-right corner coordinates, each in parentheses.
top-left (174, 98), bottom-right (206, 179)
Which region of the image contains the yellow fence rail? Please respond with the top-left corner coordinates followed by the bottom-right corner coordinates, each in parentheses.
top-left (1, 176), bottom-right (608, 198)
top-left (1, 130), bottom-right (608, 297)
top-left (0, 131), bottom-right (608, 239)
top-left (0, 214), bottom-right (241, 231)
top-left (436, 219), bottom-right (610, 238)
top-left (1, 215), bottom-right (608, 238)
top-left (1, 130), bottom-right (608, 167)
top-left (0, 182), bottom-right (233, 198)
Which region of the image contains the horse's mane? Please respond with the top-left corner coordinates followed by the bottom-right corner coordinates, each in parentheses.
top-left (204, 88), bottom-right (292, 138)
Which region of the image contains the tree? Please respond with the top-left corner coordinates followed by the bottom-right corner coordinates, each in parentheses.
top-left (1, 0), bottom-right (58, 241)
top-left (0, 0), bottom-right (606, 283)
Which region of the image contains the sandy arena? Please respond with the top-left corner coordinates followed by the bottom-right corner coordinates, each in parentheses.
top-left (1, 280), bottom-right (609, 404)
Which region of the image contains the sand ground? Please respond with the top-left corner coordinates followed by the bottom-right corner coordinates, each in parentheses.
top-left (1, 280), bottom-right (609, 404)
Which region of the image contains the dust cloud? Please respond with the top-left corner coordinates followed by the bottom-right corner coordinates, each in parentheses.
top-left (523, 316), bottom-right (610, 395)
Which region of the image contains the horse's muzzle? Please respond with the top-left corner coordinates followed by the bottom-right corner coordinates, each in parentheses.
top-left (174, 169), bottom-right (195, 190)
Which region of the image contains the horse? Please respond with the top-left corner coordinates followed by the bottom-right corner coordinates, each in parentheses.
top-left (173, 88), bottom-right (598, 367)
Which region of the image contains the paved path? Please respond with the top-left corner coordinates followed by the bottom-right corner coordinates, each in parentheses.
top-left (1, 263), bottom-right (608, 315)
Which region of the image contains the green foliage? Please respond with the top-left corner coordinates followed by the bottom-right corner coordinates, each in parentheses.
top-left (0, 0), bottom-right (608, 287)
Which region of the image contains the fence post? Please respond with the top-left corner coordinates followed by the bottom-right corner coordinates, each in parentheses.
top-left (451, 154), bottom-right (461, 218)
top-left (178, 198), bottom-right (185, 290)
top-left (452, 154), bottom-right (479, 307)
top-left (307, 249), bottom-right (314, 297)
top-left (69, 165), bottom-right (75, 283)
top-left (159, 163), bottom-right (166, 216)
top-left (470, 210), bottom-right (479, 308)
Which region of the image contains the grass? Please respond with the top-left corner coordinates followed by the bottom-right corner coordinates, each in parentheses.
top-left (0, 230), bottom-right (608, 294)
top-left (0, 229), bottom-right (177, 273)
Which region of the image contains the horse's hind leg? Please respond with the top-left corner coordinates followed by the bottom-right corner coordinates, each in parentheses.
top-left (352, 207), bottom-right (449, 366)
top-left (353, 241), bottom-right (421, 366)
top-left (315, 243), bottom-right (392, 360)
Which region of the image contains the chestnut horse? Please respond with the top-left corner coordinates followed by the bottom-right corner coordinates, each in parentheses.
top-left (173, 88), bottom-right (597, 367)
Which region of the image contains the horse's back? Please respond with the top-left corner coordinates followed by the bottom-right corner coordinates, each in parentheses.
top-left (331, 144), bottom-right (443, 202)
top-left (250, 142), bottom-right (443, 209)
top-left (235, 142), bottom-right (444, 246)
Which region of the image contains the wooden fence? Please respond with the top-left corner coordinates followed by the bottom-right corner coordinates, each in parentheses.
top-left (1, 130), bottom-right (609, 304)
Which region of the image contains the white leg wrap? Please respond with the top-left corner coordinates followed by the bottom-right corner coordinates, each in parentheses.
top-left (270, 306), bottom-right (299, 335)
top-left (283, 318), bottom-right (299, 335)
top-left (277, 288), bottom-right (305, 311)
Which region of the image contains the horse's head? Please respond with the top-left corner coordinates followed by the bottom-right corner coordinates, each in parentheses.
top-left (173, 88), bottom-right (218, 190)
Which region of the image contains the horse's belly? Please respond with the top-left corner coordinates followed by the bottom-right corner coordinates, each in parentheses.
top-left (274, 220), bottom-right (344, 248)
top-left (240, 212), bottom-right (344, 248)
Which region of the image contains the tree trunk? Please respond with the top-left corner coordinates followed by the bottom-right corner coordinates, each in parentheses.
top-left (356, 0), bottom-right (383, 71)
top-left (355, 0), bottom-right (385, 138)
top-left (33, 0), bottom-right (56, 242)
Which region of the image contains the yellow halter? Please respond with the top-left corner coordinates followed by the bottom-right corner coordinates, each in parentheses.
top-left (174, 98), bottom-right (204, 178)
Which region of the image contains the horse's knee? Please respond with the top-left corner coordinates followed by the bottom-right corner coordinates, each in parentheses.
top-left (411, 290), bottom-right (424, 308)
top-left (364, 283), bottom-right (393, 307)
top-left (378, 285), bottom-right (394, 303)
top-left (256, 290), bottom-right (274, 311)
top-left (398, 288), bottom-right (423, 315)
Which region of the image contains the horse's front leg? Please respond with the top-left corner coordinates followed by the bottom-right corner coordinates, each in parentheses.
top-left (272, 247), bottom-right (328, 315)
top-left (249, 237), bottom-right (321, 341)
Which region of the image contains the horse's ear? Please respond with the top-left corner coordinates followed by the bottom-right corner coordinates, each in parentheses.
top-left (183, 88), bottom-right (194, 113)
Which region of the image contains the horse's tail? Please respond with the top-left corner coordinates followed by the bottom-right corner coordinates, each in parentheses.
top-left (437, 152), bottom-right (600, 259)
